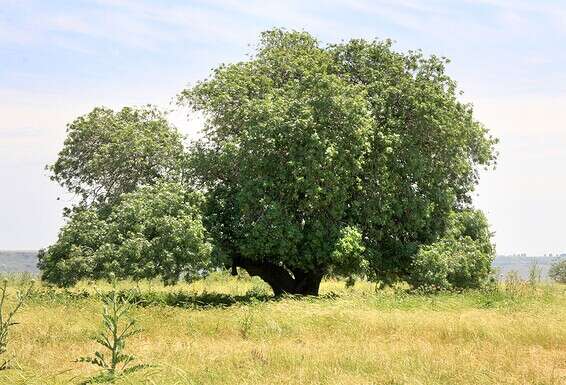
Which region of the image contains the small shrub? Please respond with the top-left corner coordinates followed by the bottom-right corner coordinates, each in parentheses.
top-left (77, 281), bottom-right (149, 383)
top-left (38, 182), bottom-right (212, 288)
top-left (548, 258), bottom-right (566, 283)
top-left (0, 279), bottom-right (34, 370)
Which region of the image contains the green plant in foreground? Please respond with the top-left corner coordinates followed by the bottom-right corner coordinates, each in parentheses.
top-left (77, 282), bottom-right (149, 383)
top-left (0, 279), bottom-right (34, 370)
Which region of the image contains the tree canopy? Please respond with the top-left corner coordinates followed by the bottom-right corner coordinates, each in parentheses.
top-left (48, 106), bottom-right (186, 205)
top-left (179, 29), bottom-right (497, 295)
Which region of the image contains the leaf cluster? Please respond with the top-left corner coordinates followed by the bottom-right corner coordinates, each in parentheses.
top-left (48, 106), bottom-right (186, 206)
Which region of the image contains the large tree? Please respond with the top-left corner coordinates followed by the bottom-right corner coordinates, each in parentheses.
top-left (180, 29), bottom-right (497, 295)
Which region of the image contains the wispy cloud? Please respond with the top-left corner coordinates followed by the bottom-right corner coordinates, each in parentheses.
top-left (0, 0), bottom-right (340, 53)
top-left (2, 0), bottom-right (565, 60)
top-left (1, 1), bottom-right (241, 51)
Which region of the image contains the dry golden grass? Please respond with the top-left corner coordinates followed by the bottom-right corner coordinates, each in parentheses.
top-left (0, 274), bottom-right (564, 385)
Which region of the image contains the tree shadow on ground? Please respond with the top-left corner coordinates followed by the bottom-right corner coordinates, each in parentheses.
top-left (121, 289), bottom-right (340, 309)
top-left (120, 289), bottom-right (274, 309)
top-left (28, 286), bottom-right (340, 309)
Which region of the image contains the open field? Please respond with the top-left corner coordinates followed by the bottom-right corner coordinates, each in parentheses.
top-left (0, 273), bottom-right (564, 385)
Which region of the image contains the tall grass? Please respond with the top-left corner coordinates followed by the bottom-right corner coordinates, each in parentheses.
top-left (0, 273), bottom-right (563, 385)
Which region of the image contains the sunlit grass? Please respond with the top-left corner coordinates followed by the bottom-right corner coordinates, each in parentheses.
top-left (0, 273), bottom-right (564, 384)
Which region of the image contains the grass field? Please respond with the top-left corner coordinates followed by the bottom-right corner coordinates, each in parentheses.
top-left (0, 273), bottom-right (564, 385)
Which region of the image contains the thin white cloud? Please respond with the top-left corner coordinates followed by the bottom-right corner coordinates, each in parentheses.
top-left (1, 1), bottom-right (252, 51)
top-left (468, 0), bottom-right (566, 30)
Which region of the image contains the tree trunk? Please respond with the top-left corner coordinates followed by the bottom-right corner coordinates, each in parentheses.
top-left (234, 256), bottom-right (323, 296)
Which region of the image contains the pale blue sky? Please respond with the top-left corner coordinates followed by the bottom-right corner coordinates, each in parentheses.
top-left (1, 0), bottom-right (565, 254)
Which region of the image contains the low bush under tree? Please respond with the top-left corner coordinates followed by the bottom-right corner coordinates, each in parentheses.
top-left (408, 210), bottom-right (495, 291)
top-left (39, 183), bottom-right (211, 287)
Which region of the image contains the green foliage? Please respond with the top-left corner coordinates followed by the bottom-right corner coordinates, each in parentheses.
top-left (42, 105), bottom-right (210, 288)
top-left (0, 279), bottom-right (34, 370)
top-left (42, 29), bottom-right (496, 295)
top-left (179, 29), bottom-right (497, 289)
top-left (330, 38), bottom-right (497, 281)
top-left (548, 258), bottom-right (566, 283)
top-left (182, 30), bottom-right (373, 274)
top-left (39, 183), bottom-right (212, 287)
top-left (48, 106), bottom-right (186, 205)
top-left (330, 226), bottom-right (368, 278)
top-left (409, 210), bottom-right (495, 291)
top-left (77, 281), bottom-right (149, 383)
